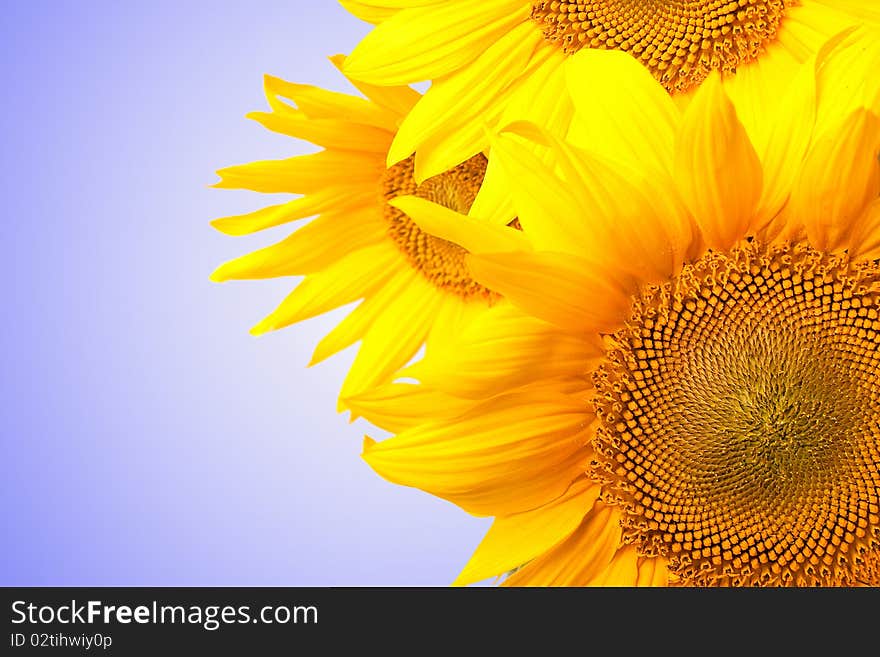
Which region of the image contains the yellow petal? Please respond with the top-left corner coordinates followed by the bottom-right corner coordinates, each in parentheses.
top-left (424, 292), bottom-right (486, 353)
top-left (309, 261), bottom-right (417, 366)
top-left (210, 188), bottom-right (374, 236)
top-left (337, 0), bottom-right (403, 24)
top-left (454, 478), bottom-right (601, 586)
top-left (788, 108), bottom-right (880, 252)
top-left (210, 209), bottom-right (385, 280)
top-left (493, 126), bottom-right (693, 281)
top-left (344, 382), bottom-right (475, 434)
top-left (247, 111), bottom-right (392, 153)
top-left (260, 74), bottom-right (398, 129)
top-left (488, 128), bottom-right (597, 255)
top-left (467, 143), bottom-right (518, 226)
top-left (388, 19), bottom-right (541, 176)
top-left (409, 303), bottom-right (600, 400)
top-left (497, 46), bottom-right (570, 135)
top-left (388, 195), bottom-right (530, 254)
top-left (752, 53), bottom-right (818, 228)
top-left (565, 49), bottom-right (680, 175)
top-left (214, 150), bottom-right (381, 194)
top-left (550, 137), bottom-right (693, 283)
top-left (502, 504), bottom-right (622, 586)
top-left (362, 387), bottom-right (594, 516)
top-left (813, 27), bottom-right (880, 132)
top-left (848, 198), bottom-right (880, 262)
top-left (249, 241), bottom-right (400, 335)
top-left (674, 73), bottom-right (763, 252)
top-left (337, 276), bottom-right (443, 403)
top-left (328, 54), bottom-right (420, 120)
top-left (344, 0), bottom-right (530, 85)
top-left (467, 250), bottom-right (632, 334)
top-left (584, 543), bottom-right (640, 587)
top-left (810, 0), bottom-right (880, 22)
top-left (464, 50), bottom-right (568, 224)
top-left (723, 35), bottom-right (803, 158)
top-left (636, 554), bottom-right (671, 587)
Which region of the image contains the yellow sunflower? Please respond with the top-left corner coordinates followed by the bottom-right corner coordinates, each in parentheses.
top-left (340, 0), bottom-right (880, 184)
top-left (350, 29), bottom-right (880, 586)
top-left (211, 56), bottom-right (526, 406)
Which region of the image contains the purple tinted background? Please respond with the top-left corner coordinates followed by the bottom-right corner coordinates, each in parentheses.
top-left (0, 1), bottom-right (491, 586)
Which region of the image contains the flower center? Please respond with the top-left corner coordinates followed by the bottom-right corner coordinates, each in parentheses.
top-left (592, 241), bottom-right (880, 586)
top-left (380, 154), bottom-right (498, 300)
top-left (531, 0), bottom-right (794, 93)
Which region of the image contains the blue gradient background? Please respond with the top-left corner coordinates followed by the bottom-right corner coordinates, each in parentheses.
top-left (1, 1), bottom-right (491, 586)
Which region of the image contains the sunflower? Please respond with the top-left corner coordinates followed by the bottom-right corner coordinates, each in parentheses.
top-left (340, 0), bottom-right (880, 185)
top-left (350, 29), bottom-right (880, 586)
top-left (211, 56), bottom-right (526, 406)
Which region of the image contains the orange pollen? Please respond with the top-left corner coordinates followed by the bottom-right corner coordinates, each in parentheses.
top-left (591, 240), bottom-right (880, 586)
top-left (380, 154), bottom-right (498, 300)
top-left (531, 0), bottom-right (796, 93)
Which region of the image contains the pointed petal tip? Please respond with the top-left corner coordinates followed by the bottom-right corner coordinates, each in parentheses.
top-left (209, 217), bottom-right (242, 236)
top-left (385, 194), bottom-right (416, 213)
top-left (249, 320), bottom-right (272, 337)
top-left (362, 435), bottom-right (378, 455)
top-left (334, 395), bottom-right (350, 414)
top-left (386, 140), bottom-right (412, 169)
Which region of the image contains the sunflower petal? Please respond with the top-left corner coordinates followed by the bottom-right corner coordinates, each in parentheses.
top-left (210, 209), bottom-right (385, 280)
top-left (493, 126), bottom-right (693, 281)
top-left (309, 263), bottom-right (417, 366)
top-left (338, 276), bottom-right (441, 403)
top-left (249, 241), bottom-right (399, 335)
top-left (210, 189), bottom-right (374, 236)
top-left (674, 73), bottom-right (763, 251)
top-left (388, 19), bottom-right (542, 176)
top-left (502, 504), bottom-right (622, 586)
top-left (388, 195), bottom-right (530, 254)
top-left (344, 382), bottom-right (474, 433)
top-left (467, 250), bottom-right (632, 334)
top-left (753, 53), bottom-right (818, 228)
top-left (260, 74), bottom-right (399, 128)
top-left (565, 48), bottom-right (680, 174)
top-left (453, 478), bottom-right (601, 586)
top-left (788, 108), bottom-right (880, 252)
top-left (636, 554), bottom-right (671, 587)
top-left (214, 150), bottom-right (381, 194)
top-left (343, 0), bottom-right (530, 85)
top-left (467, 146), bottom-right (518, 225)
top-left (584, 544), bottom-right (640, 586)
top-left (328, 54), bottom-right (421, 117)
top-left (247, 111), bottom-right (392, 153)
top-left (814, 27), bottom-right (880, 132)
top-left (409, 303), bottom-right (600, 399)
top-left (362, 388), bottom-right (594, 516)
top-left (488, 129), bottom-right (596, 254)
top-left (848, 198), bottom-right (880, 262)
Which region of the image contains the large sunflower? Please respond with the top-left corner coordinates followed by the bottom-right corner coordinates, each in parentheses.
top-left (211, 57), bottom-right (525, 406)
top-left (340, 0), bottom-right (880, 185)
top-left (350, 29), bottom-right (880, 586)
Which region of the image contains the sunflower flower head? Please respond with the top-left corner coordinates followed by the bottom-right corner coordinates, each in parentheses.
top-left (352, 28), bottom-right (880, 587)
top-left (211, 56), bottom-right (525, 407)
